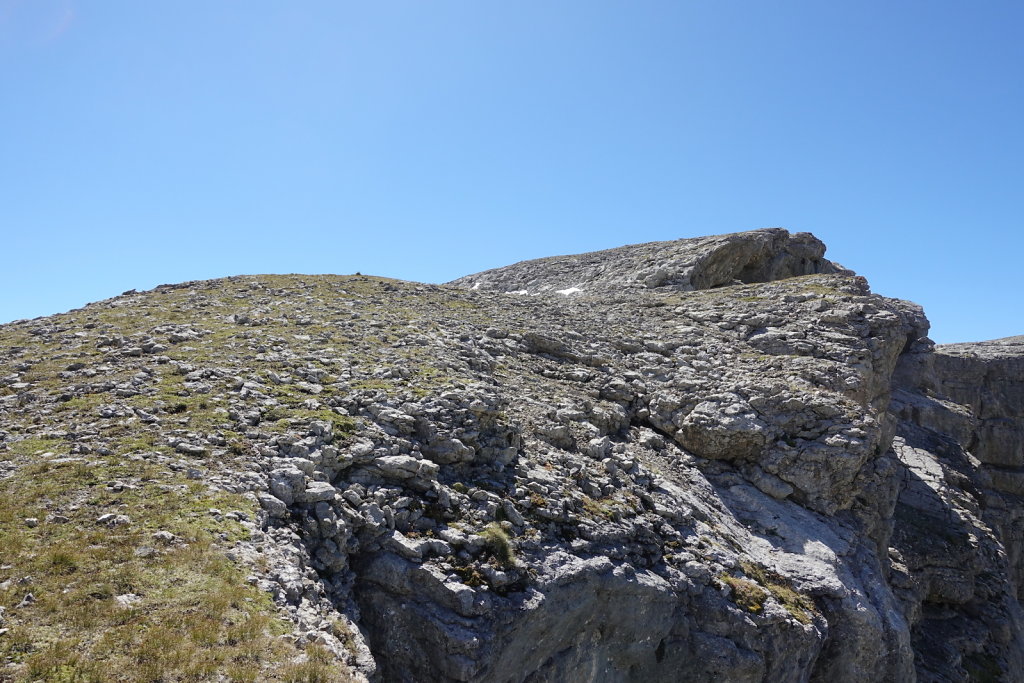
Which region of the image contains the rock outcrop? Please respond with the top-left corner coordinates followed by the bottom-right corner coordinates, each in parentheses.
top-left (889, 335), bottom-right (1024, 679)
top-left (451, 228), bottom-right (850, 294)
top-left (0, 228), bottom-right (1020, 682)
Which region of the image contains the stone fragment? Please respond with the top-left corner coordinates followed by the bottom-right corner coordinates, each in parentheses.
top-left (297, 480), bottom-right (337, 504)
top-left (269, 467), bottom-right (305, 506)
top-left (258, 492), bottom-right (289, 518)
top-left (174, 442), bottom-right (207, 456)
top-left (96, 513), bottom-right (130, 527)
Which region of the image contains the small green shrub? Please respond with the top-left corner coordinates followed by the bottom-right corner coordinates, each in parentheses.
top-left (720, 575), bottom-right (767, 614)
top-left (478, 522), bottom-right (515, 568)
top-left (732, 561), bottom-right (817, 624)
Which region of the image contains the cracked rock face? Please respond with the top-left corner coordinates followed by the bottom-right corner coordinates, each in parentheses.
top-left (1, 228), bottom-right (1021, 682)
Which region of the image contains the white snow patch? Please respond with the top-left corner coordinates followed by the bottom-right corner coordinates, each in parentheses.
top-left (555, 287), bottom-right (584, 296)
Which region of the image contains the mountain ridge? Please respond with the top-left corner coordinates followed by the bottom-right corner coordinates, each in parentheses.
top-left (451, 228), bottom-right (852, 295)
top-left (1, 229), bottom-right (1021, 681)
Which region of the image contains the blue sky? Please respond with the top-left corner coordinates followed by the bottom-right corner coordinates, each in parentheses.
top-left (1, 1), bottom-right (1021, 343)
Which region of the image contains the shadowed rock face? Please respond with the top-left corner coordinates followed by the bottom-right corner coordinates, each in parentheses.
top-left (890, 335), bottom-right (1024, 679)
top-left (930, 337), bottom-right (1024, 473)
top-left (1, 228), bottom-right (1020, 682)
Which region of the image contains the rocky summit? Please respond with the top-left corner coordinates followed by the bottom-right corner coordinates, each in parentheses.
top-left (0, 228), bottom-right (1021, 682)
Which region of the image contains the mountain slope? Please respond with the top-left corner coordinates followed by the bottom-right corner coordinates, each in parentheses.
top-left (1, 229), bottom-right (1021, 682)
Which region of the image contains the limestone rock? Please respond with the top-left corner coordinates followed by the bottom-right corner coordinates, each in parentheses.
top-left (451, 228), bottom-right (850, 295)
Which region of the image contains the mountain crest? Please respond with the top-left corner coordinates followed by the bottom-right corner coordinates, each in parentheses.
top-left (451, 228), bottom-right (850, 295)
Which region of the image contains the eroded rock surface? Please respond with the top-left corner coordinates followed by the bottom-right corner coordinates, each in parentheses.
top-left (1, 228), bottom-right (1020, 682)
top-left (451, 228), bottom-right (850, 295)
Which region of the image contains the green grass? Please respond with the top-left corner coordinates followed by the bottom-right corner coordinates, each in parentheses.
top-left (261, 407), bottom-right (358, 438)
top-left (722, 561), bottom-right (817, 624)
top-left (54, 393), bottom-right (108, 414)
top-left (580, 495), bottom-right (617, 521)
top-left (802, 282), bottom-right (842, 297)
top-left (350, 379), bottom-right (394, 393)
top-left (0, 447), bottom-right (356, 681)
top-left (478, 523), bottom-right (515, 568)
top-left (289, 409), bottom-right (357, 434)
top-left (0, 271), bottom-right (490, 680)
top-left (720, 574), bottom-right (767, 614)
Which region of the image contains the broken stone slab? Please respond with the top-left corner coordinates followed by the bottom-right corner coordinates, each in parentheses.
top-left (297, 480), bottom-right (337, 504)
top-left (269, 466), bottom-right (306, 506)
top-left (374, 455), bottom-right (440, 483)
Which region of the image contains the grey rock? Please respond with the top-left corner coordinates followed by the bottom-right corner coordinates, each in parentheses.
top-left (297, 480), bottom-right (337, 504)
top-left (152, 530), bottom-right (176, 543)
top-left (269, 466), bottom-right (305, 506)
top-left (258, 492), bottom-right (290, 518)
top-left (174, 442), bottom-right (207, 456)
top-left (451, 228), bottom-right (849, 294)
top-left (96, 513), bottom-right (130, 527)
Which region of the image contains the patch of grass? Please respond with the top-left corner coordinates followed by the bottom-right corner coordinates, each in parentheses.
top-left (442, 299), bottom-right (479, 311)
top-left (224, 430), bottom-right (253, 456)
top-left (803, 283), bottom-right (841, 297)
top-left (299, 410), bottom-right (358, 436)
top-left (734, 560), bottom-right (817, 624)
top-left (0, 450), bottom-right (356, 681)
top-left (478, 522), bottom-right (515, 568)
top-left (5, 437), bottom-right (66, 458)
top-left (55, 393), bottom-right (107, 414)
top-left (262, 408), bottom-right (358, 439)
top-left (452, 563), bottom-right (487, 587)
top-left (720, 574), bottom-right (767, 614)
top-left (115, 432), bottom-right (158, 453)
top-left (23, 638), bottom-right (105, 682)
top-left (46, 548), bottom-right (80, 575)
top-left (279, 643), bottom-right (352, 683)
top-left (351, 379), bottom-right (394, 393)
top-left (580, 495), bottom-right (617, 521)
top-left (131, 371), bottom-right (225, 431)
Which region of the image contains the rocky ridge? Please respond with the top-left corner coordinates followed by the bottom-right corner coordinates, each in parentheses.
top-left (0, 228), bottom-right (1021, 681)
top-left (451, 228), bottom-right (850, 294)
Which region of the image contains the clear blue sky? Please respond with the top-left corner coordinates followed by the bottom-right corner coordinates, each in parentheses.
top-left (2, 2), bottom-right (1021, 343)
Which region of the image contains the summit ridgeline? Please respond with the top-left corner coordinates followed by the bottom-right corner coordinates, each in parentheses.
top-left (451, 228), bottom-right (852, 294)
top-left (1, 228), bottom-right (1022, 681)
